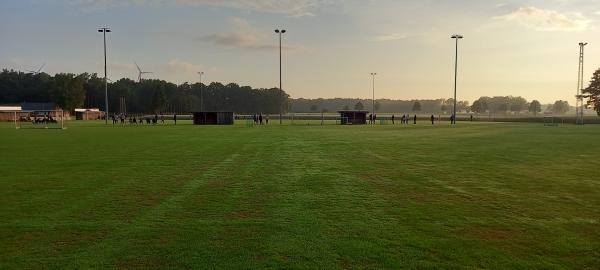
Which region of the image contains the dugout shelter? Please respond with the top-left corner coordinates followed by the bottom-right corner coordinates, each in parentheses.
top-left (192, 112), bottom-right (234, 125)
top-left (337, 110), bottom-right (369, 125)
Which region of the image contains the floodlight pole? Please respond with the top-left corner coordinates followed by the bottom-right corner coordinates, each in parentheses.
top-left (451, 34), bottom-right (463, 124)
top-left (371, 73), bottom-right (377, 116)
top-left (198, 71), bottom-right (204, 111)
top-left (98, 27), bottom-right (111, 125)
top-left (275, 29), bottom-right (286, 124)
top-left (576, 42), bottom-right (587, 125)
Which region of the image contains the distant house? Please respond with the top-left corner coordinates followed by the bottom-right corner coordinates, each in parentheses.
top-left (338, 110), bottom-right (369, 125)
top-left (0, 104), bottom-right (22, 122)
top-left (74, 108), bottom-right (104, 120)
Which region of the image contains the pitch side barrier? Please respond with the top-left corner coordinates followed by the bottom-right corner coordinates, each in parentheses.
top-left (236, 114), bottom-right (600, 125)
top-left (466, 115), bottom-right (600, 124)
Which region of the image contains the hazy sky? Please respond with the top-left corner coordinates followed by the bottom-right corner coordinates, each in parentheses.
top-left (1, 0), bottom-right (600, 103)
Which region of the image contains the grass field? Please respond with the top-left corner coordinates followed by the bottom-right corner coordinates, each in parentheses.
top-left (1, 121), bottom-right (598, 269)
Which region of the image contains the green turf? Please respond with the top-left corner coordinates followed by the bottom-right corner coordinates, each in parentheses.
top-left (0, 121), bottom-right (598, 269)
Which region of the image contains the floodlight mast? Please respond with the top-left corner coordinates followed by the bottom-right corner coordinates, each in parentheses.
top-left (98, 27), bottom-right (111, 124)
top-left (451, 34), bottom-right (463, 124)
top-left (576, 42), bottom-right (588, 125)
top-left (275, 29), bottom-right (286, 124)
top-left (371, 73), bottom-right (377, 117)
top-left (198, 71), bottom-right (204, 111)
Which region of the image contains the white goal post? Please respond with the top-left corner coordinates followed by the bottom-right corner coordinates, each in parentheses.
top-left (15, 110), bottom-right (66, 129)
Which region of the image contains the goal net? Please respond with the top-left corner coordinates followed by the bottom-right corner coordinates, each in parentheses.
top-left (543, 117), bottom-right (562, 126)
top-left (15, 110), bottom-right (66, 129)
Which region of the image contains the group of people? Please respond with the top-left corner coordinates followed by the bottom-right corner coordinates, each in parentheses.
top-left (368, 114), bottom-right (378, 124)
top-left (391, 114), bottom-right (419, 125)
top-left (22, 115), bottom-right (58, 125)
top-left (252, 114), bottom-right (269, 125)
top-left (389, 114), bottom-right (473, 125)
top-left (111, 113), bottom-right (173, 125)
top-left (388, 114), bottom-right (440, 125)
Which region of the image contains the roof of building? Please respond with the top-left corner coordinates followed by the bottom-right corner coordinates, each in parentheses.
top-left (75, 108), bottom-right (101, 112)
top-left (0, 105), bottom-right (22, 111)
top-left (192, 111), bottom-right (234, 114)
top-left (337, 110), bottom-right (370, 113)
top-left (20, 102), bottom-right (57, 111)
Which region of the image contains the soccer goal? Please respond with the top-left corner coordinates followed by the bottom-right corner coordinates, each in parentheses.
top-left (543, 117), bottom-right (562, 126)
top-left (379, 119), bottom-right (391, 125)
top-left (15, 110), bottom-right (66, 129)
top-left (336, 117), bottom-right (350, 125)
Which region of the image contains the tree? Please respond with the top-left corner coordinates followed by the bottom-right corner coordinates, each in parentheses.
top-left (458, 100), bottom-right (470, 113)
top-left (310, 104), bottom-right (318, 112)
top-left (497, 102), bottom-right (508, 113)
top-left (374, 101), bottom-right (381, 112)
top-left (441, 98), bottom-right (453, 113)
top-left (151, 88), bottom-right (167, 113)
top-left (354, 102), bottom-right (364, 110)
top-left (528, 100), bottom-right (542, 116)
top-left (441, 104), bottom-right (448, 113)
top-left (509, 96), bottom-right (528, 114)
top-left (583, 68), bottom-right (600, 115)
top-left (50, 73), bottom-right (85, 112)
top-left (0, 69), bottom-right (294, 114)
top-left (412, 101), bottom-right (422, 112)
top-left (552, 100), bottom-right (570, 114)
top-left (471, 99), bottom-right (488, 114)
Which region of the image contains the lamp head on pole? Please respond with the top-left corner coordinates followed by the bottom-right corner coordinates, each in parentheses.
top-left (579, 42), bottom-right (588, 46)
top-left (451, 34), bottom-right (463, 39)
top-left (275, 29), bottom-right (286, 34)
top-left (98, 28), bottom-right (111, 33)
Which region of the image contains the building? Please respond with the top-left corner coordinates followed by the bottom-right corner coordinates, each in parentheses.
top-left (0, 104), bottom-right (21, 122)
top-left (75, 108), bottom-right (104, 120)
top-left (0, 102), bottom-right (70, 122)
top-left (192, 112), bottom-right (234, 125)
top-left (338, 110), bottom-right (369, 125)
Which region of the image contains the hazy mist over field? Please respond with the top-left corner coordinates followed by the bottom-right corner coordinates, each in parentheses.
top-left (1, 0), bottom-right (600, 103)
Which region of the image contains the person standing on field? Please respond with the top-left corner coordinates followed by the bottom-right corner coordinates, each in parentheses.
top-left (414, 114), bottom-right (417, 125)
top-left (391, 114), bottom-right (395, 125)
top-left (259, 114), bottom-right (263, 125)
top-left (431, 114), bottom-right (435, 125)
top-left (173, 114), bottom-right (177, 125)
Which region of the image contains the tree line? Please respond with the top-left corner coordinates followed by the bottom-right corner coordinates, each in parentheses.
top-left (3, 67), bottom-right (600, 115)
top-left (0, 69), bottom-right (289, 114)
top-left (291, 98), bottom-right (471, 114)
top-left (291, 97), bottom-right (572, 115)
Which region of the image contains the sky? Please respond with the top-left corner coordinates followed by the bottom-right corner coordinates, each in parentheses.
top-left (1, 0), bottom-right (600, 103)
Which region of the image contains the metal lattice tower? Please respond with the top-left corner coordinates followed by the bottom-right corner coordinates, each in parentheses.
top-left (119, 97), bottom-right (127, 115)
top-left (576, 42), bottom-right (587, 125)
